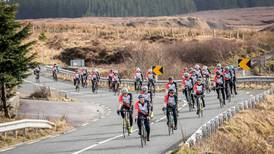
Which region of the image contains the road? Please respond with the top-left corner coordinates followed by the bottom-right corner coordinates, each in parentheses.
top-left (2, 74), bottom-right (263, 154)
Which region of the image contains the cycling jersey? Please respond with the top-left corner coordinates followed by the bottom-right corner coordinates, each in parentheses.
top-left (194, 69), bottom-right (202, 78)
top-left (89, 72), bottom-right (98, 80)
top-left (190, 73), bottom-right (198, 83)
top-left (146, 72), bottom-right (155, 80)
top-left (119, 93), bottom-right (133, 108)
top-left (193, 83), bottom-right (205, 95)
top-left (112, 74), bottom-right (120, 82)
top-left (214, 68), bottom-right (223, 75)
top-left (135, 101), bottom-right (150, 116)
top-left (164, 95), bottom-right (178, 107)
top-left (139, 91), bottom-right (152, 102)
top-left (223, 70), bottom-right (232, 81)
top-left (214, 75), bottom-right (224, 85)
top-left (202, 69), bottom-right (211, 78)
top-left (135, 72), bottom-right (143, 80)
top-left (73, 73), bottom-right (80, 79)
top-left (165, 82), bottom-right (177, 93)
top-left (52, 66), bottom-right (58, 72)
top-left (182, 77), bottom-right (194, 89)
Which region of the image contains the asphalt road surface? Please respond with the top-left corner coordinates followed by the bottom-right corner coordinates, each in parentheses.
top-left (2, 74), bottom-right (263, 154)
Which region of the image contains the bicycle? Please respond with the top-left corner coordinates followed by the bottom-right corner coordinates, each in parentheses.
top-left (112, 81), bottom-right (119, 95)
top-left (184, 88), bottom-right (194, 112)
top-left (204, 77), bottom-right (211, 93)
top-left (148, 79), bottom-right (156, 95)
top-left (52, 71), bottom-right (58, 81)
top-left (165, 107), bottom-right (175, 136)
top-left (91, 79), bottom-right (98, 93)
top-left (135, 79), bottom-right (142, 93)
top-left (75, 80), bottom-right (80, 92)
top-left (225, 81), bottom-right (232, 103)
top-left (139, 117), bottom-right (147, 148)
top-left (215, 86), bottom-right (225, 108)
top-left (121, 109), bottom-right (131, 138)
top-left (34, 71), bottom-right (40, 83)
top-left (195, 95), bottom-right (204, 118)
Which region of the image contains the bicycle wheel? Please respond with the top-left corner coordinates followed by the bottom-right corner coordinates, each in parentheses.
top-left (143, 123), bottom-right (147, 145)
top-left (197, 98), bottom-right (201, 118)
top-left (200, 98), bottom-right (203, 117)
top-left (140, 122), bottom-right (144, 148)
top-left (122, 118), bottom-right (126, 138)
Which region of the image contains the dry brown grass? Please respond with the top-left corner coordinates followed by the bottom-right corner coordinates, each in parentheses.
top-left (29, 86), bottom-right (73, 102)
top-left (176, 94), bottom-right (274, 154)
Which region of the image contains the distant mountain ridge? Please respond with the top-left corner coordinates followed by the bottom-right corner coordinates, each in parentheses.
top-left (8, 0), bottom-right (274, 19)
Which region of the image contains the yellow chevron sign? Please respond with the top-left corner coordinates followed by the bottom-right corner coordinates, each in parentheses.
top-left (238, 58), bottom-right (251, 70)
top-left (152, 66), bottom-right (163, 75)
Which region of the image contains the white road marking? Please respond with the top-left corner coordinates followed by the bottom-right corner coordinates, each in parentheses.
top-left (0, 147), bottom-right (15, 152)
top-left (81, 123), bottom-right (89, 127)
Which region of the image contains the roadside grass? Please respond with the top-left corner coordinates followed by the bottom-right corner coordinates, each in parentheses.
top-left (0, 117), bottom-right (72, 149)
top-left (176, 94), bottom-right (274, 154)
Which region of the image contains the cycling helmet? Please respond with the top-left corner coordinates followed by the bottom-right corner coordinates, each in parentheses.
top-left (225, 66), bottom-right (229, 70)
top-left (195, 64), bottom-right (200, 69)
top-left (217, 63), bottom-right (222, 68)
top-left (138, 95), bottom-right (145, 100)
top-left (197, 78), bottom-right (202, 82)
top-left (184, 73), bottom-right (189, 77)
top-left (230, 65), bottom-right (234, 69)
top-left (136, 67), bottom-right (141, 72)
top-left (141, 86), bottom-right (148, 92)
top-left (216, 71), bottom-right (221, 75)
top-left (168, 77), bottom-right (173, 81)
top-left (121, 88), bottom-right (128, 94)
top-left (168, 89), bottom-right (175, 94)
top-left (203, 66), bottom-right (208, 70)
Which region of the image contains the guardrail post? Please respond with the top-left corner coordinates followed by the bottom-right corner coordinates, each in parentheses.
top-left (23, 128), bottom-right (27, 136)
top-left (13, 130), bottom-right (18, 139)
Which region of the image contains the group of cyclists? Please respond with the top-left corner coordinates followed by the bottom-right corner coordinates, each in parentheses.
top-left (116, 63), bottom-right (238, 143)
top-left (36, 63), bottom-right (238, 145)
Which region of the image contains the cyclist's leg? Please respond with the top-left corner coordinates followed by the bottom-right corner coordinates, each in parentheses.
top-left (229, 80), bottom-right (233, 95)
top-left (134, 81), bottom-right (137, 90)
top-left (183, 89), bottom-right (188, 102)
top-left (166, 108), bottom-right (170, 125)
top-left (225, 81), bottom-right (229, 99)
top-left (144, 118), bottom-right (150, 140)
top-left (172, 106), bottom-right (177, 128)
top-left (190, 90), bottom-right (195, 108)
top-left (201, 95), bottom-right (205, 108)
top-left (137, 117), bottom-right (141, 135)
top-left (129, 111), bottom-right (133, 127)
top-left (221, 86), bottom-right (226, 104)
top-left (195, 96), bottom-right (199, 114)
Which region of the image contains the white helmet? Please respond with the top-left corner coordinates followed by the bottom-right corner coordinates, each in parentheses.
top-left (203, 66), bottom-right (208, 70)
top-left (121, 88), bottom-right (128, 94)
top-left (136, 67), bottom-right (141, 72)
top-left (195, 64), bottom-right (200, 69)
top-left (148, 68), bottom-right (152, 72)
top-left (141, 86), bottom-right (148, 92)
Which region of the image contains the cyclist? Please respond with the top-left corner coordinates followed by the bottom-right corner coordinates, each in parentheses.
top-left (135, 95), bottom-right (151, 141)
top-left (81, 68), bottom-right (88, 88)
top-left (33, 65), bottom-right (40, 82)
top-left (165, 77), bottom-right (178, 96)
top-left (73, 70), bottom-right (81, 89)
top-left (202, 65), bottom-right (211, 92)
top-left (163, 89), bottom-right (178, 130)
top-left (139, 86), bottom-right (153, 118)
top-left (179, 66), bottom-right (188, 79)
top-left (213, 71), bottom-right (226, 105)
top-left (134, 67), bottom-right (143, 91)
top-left (190, 69), bottom-right (198, 84)
top-left (214, 63), bottom-right (223, 75)
top-left (229, 65), bottom-right (237, 95)
top-left (112, 70), bottom-right (121, 94)
top-left (182, 72), bottom-right (195, 109)
top-left (117, 88), bottom-right (133, 134)
top-left (146, 69), bottom-right (156, 93)
top-left (108, 69), bottom-right (114, 90)
top-left (223, 66), bottom-right (233, 99)
top-left (194, 64), bottom-right (203, 78)
top-left (89, 70), bottom-right (99, 93)
top-left (52, 64), bottom-right (59, 80)
top-left (193, 78), bottom-right (206, 113)
top-left (94, 68), bottom-right (100, 81)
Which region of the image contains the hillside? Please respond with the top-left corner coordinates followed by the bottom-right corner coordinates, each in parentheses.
top-left (8, 0), bottom-right (274, 19)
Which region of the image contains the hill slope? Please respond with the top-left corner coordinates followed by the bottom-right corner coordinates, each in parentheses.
top-left (9, 0), bottom-right (274, 19)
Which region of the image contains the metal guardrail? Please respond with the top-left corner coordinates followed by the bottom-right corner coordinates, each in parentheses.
top-left (45, 66), bottom-right (274, 85)
top-left (0, 119), bottom-right (55, 135)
